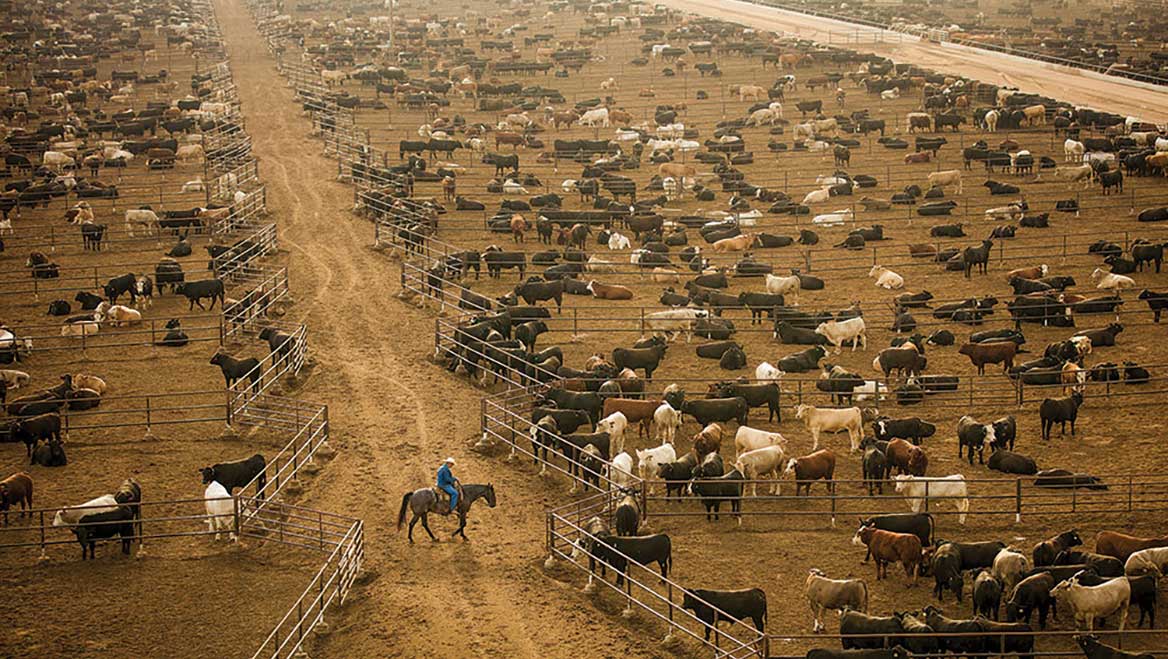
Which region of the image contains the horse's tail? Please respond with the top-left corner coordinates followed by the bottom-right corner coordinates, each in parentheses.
top-left (396, 492), bottom-right (412, 530)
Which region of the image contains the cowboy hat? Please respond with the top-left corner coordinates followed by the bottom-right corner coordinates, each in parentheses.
top-left (443, 457), bottom-right (456, 465)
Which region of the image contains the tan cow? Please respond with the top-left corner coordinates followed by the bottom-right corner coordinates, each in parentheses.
top-left (712, 233), bottom-right (755, 252)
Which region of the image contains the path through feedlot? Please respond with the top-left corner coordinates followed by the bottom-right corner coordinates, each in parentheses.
top-left (658, 0), bottom-right (1168, 124)
top-left (212, 0), bottom-right (662, 657)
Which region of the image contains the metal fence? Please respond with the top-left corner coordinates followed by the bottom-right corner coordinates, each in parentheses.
top-left (547, 491), bottom-right (767, 658)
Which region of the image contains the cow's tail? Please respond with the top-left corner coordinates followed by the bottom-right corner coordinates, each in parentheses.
top-left (924, 512), bottom-right (936, 546)
top-left (396, 492), bottom-right (412, 530)
top-left (860, 579), bottom-right (870, 612)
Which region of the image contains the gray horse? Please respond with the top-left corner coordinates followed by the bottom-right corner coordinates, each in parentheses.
top-left (396, 482), bottom-right (497, 543)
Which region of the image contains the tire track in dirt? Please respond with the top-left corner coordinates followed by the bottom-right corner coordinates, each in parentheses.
top-left (210, 1), bottom-right (666, 657)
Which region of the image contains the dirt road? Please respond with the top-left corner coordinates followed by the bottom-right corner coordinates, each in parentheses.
top-left (211, 1), bottom-right (662, 657)
top-left (657, 0), bottom-right (1168, 123)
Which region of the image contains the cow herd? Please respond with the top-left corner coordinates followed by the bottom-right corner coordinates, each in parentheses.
top-left (253, 0), bottom-right (1168, 654)
top-left (0, 0), bottom-right (297, 565)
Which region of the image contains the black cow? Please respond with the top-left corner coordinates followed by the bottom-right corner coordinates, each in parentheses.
top-left (932, 542), bottom-right (964, 601)
top-left (1005, 572), bottom-right (1057, 628)
top-left (588, 533), bottom-right (671, 586)
top-left (872, 417), bottom-right (935, 445)
top-left (30, 437), bottom-right (67, 467)
top-left (176, 279), bottom-right (225, 310)
top-left (681, 588), bottom-right (767, 642)
top-left (209, 353), bottom-right (261, 391)
top-left (1077, 634), bottom-right (1155, 659)
top-left (777, 345), bottom-right (827, 373)
top-left (74, 291), bottom-right (103, 310)
top-left (987, 449), bottom-right (1037, 475)
top-left (12, 413), bottom-right (62, 458)
top-left (708, 381), bottom-right (780, 422)
top-left (103, 273), bottom-right (137, 304)
top-left (839, 610), bottom-right (904, 649)
top-left (72, 506), bottom-right (136, 559)
top-left (682, 397), bottom-right (748, 426)
top-left (1039, 392), bottom-right (1083, 440)
top-left (973, 571), bottom-right (1002, 620)
top-left (612, 344), bottom-right (668, 379)
top-left (258, 327), bottom-right (297, 369)
top-left (200, 454), bottom-right (268, 499)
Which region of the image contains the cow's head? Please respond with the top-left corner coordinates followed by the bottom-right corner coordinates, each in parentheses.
top-left (198, 467), bottom-right (216, 484)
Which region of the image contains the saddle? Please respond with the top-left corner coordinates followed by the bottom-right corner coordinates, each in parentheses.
top-left (432, 484), bottom-right (465, 514)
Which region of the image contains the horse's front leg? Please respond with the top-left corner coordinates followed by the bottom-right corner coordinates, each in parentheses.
top-left (420, 514), bottom-right (438, 542)
top-left (454, 512), bottom-right (469, 540)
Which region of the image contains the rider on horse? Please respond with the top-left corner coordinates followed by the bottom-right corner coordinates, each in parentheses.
top-left (437, 457), bottom-right (459, 513)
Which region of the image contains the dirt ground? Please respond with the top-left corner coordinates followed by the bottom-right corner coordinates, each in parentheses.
top-left (242, 0), bottom-right (1168, 656)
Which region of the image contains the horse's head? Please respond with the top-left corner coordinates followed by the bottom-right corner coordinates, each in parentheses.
top-left (484, 483), bottom-right (497, 508)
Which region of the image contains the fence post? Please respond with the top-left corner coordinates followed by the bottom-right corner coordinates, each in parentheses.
top-left (233, 495), bottom-right (242, 538)
top-left (923, 479), bottom-right (929, 513)
top-left (1015, 478), bottom-right (1022, 523)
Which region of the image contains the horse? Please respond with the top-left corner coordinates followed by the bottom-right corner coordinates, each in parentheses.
top-left (396, 482), bottom-right (497, 543)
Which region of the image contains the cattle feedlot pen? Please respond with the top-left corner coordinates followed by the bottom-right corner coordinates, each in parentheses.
top-left (240, 0), bottom-right (1168, 657)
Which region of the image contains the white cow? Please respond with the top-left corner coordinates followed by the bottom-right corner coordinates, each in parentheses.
top-left (636, 442), bottom-right (677, 493)
top-left (124, 208), bottom-right (159, 237)
top-left (765, 274), bottom-right (801, 301)
top-left (894, 474), bottom-right (969, 524)
top-left (610, 452), bottom-right (637, 489)
top-left (1064, 139), bottom-right (1085, 162)
top-left (1124, 547), bottom-right (1168, 577)
top-left (42, 150), bottom-right (74, 172)
top-left (1050, 576), bottom-right (1129, 631)
top-left (644, 308), bottom-right (709, 342)
top-left (607, 232), bottom-right (631, 250)
top-left (1091, 268), bottom-right (1135, 290)
top-left (801, 187), bottom-right (832, 205)
top-left (653, 402), bottom-right (682, 444)
top-left (176, 144), bottom-right (204, 161)
top-left (61, 321), bottom-right (100, 338)
top-left (992, 549), bottom-right (1029, 593)
top-left (983, 109), bottom-right (1000, 132)
top-left (815, 317), bottom-right (867, 353)
top-left (881, 88), bottom-right (900, 100)
top-left (596, 411), bottom-right (629, 456)
top-left (181, 179), bottom-right (205, 193)
top-left (736, 446), bottom-right (787, 495)
top-left (586, 255), bottom-right (618, 273)
top-left (794, 404), bottom-right (863, 452)
top-left (755, 362), bottom-right (785, 384)
top-left (578, 107), bottom-right (610, 127)
top-left (0, 369), bottom-right (31, 389)
top-left (734, 426), bottom-right (788, 458)
top-left (204, 480), bottom-right (237, 541)
top-left (869, 265), bottom-right (904, 289)
top-left (812, 209), bottom-right (854, 227)
top-left (927, 170), bottom-right (963, 194)
top-left (52, 494), bottom-right (118, 527)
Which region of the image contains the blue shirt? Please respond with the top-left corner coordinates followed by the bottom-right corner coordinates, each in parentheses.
top-left (437, 464), bottom-right (456, 488)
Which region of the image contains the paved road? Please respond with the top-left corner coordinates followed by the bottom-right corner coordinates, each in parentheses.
top-left (658, 0), bottom-right (1168, 124)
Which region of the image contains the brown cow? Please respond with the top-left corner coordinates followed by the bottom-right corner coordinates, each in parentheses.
top-left (0, 472), bottom-right (33, 525)
top-left (495, 132), bottom-right (526, 149)
top-left (1095, 531), bottom-right (1168, 562)
top-left (602, 398), bottom-right (661, 438)
top-left (852, 523), bottom-right (922, 584)
top-left (587, 280), bottom-right (634, 300)
top-left (873, 345), bottom-right (926, 383)
top-left (783, 449), bottom-right (836, 495)
top-left (693, 423), bottom-right (723, 459)
top-left (509, 214), bottom-right (528, 242)
top-left (886, 438), bottom-right (927, 476)
top-left (958, 342), bottom-right (1017, 375)
top-left (609, 109), bottom-right (633, 125)
top-left (552, 110), bottom-right (579, 129)
top-left (658, 163), bottom-right (697, 186)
